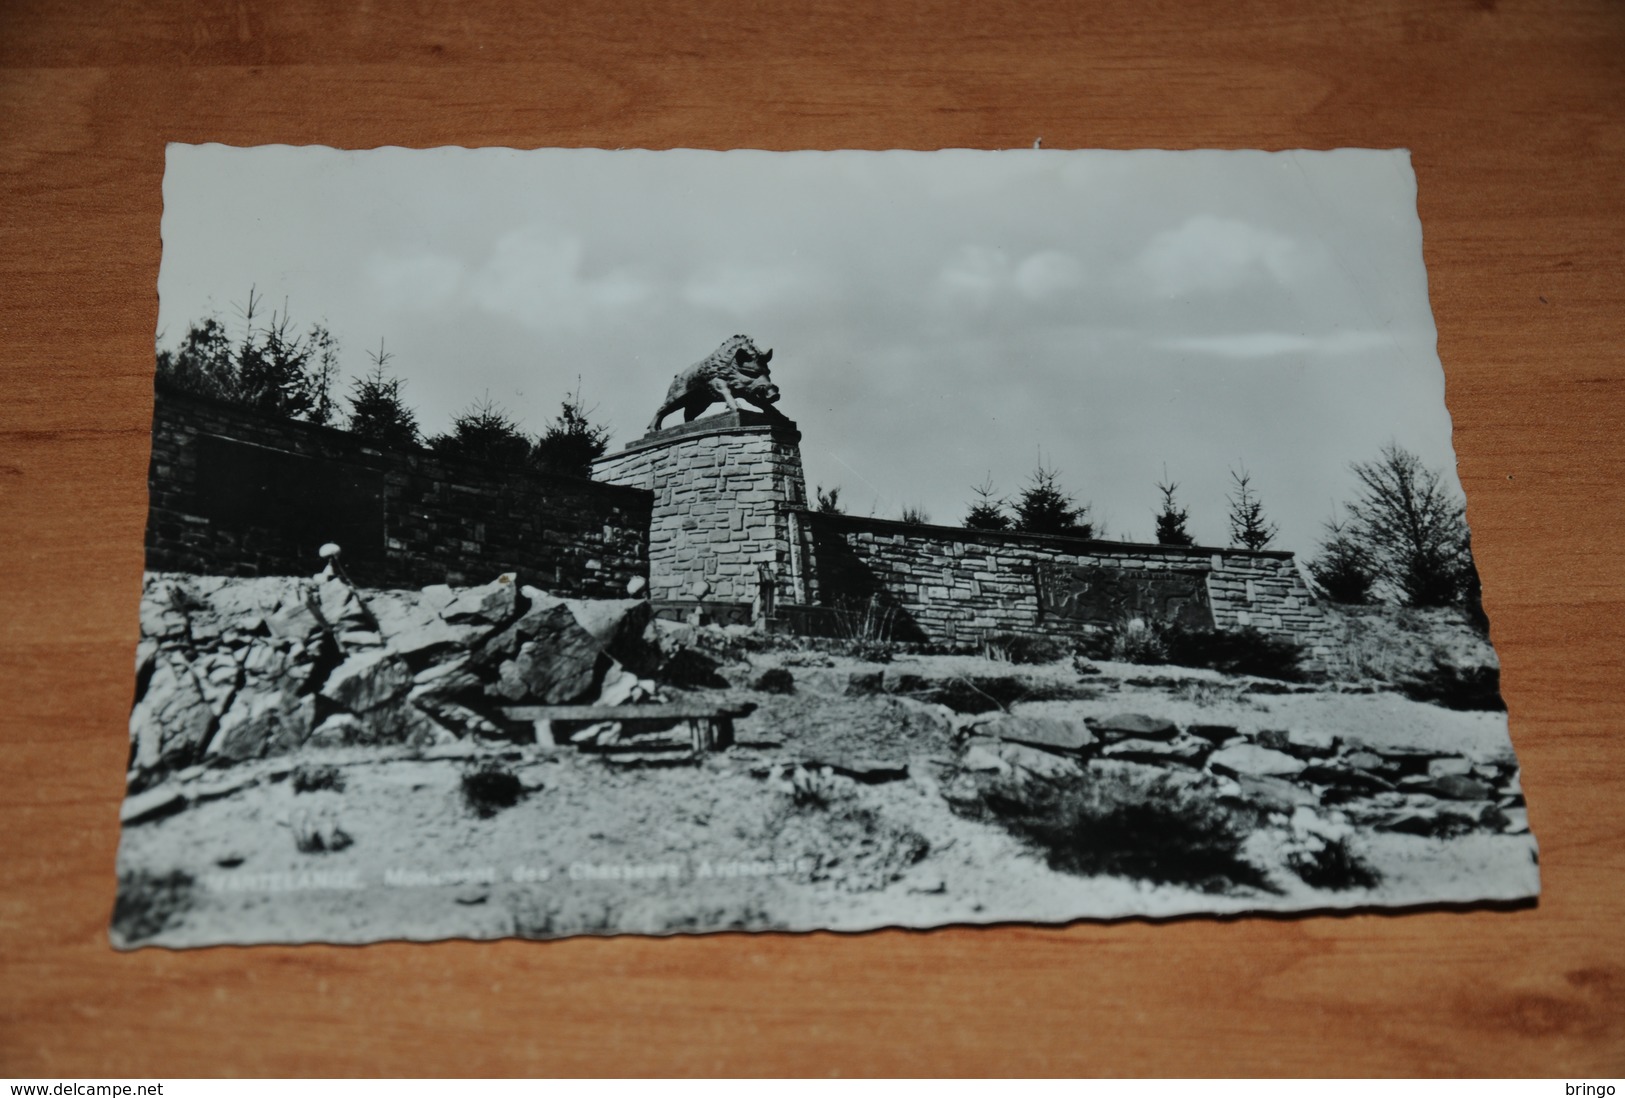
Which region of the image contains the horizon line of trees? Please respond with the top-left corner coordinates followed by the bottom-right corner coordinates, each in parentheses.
top-left (155, 291), bottom-right (612, 478)
top-left (824, 445), bottom-right (1478, 612)
top-left (161, 291), bottom-right (1476, 613)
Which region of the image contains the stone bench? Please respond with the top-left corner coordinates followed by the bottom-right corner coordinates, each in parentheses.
top-left (498, 701), bottom-right (755, 755)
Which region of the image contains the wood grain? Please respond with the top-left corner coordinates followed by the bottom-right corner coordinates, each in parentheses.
top-left (1, 0), bottom-right (1622, 1077)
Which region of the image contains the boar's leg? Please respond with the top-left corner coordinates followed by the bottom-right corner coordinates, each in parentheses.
top-left (709, 375), bottom-right (742, 415)
top-left (648, 394), bottom-right (687, 432)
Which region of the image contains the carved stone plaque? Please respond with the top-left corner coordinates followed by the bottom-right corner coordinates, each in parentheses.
top-left (1036, 563), bottom-right (1214, 629)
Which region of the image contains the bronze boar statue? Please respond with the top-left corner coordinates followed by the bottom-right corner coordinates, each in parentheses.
top-left (648, 335), bottom-right (783, 433)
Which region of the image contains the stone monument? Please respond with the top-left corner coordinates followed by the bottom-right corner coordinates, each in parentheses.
top-left (593, 336), bottom-right (810, 622)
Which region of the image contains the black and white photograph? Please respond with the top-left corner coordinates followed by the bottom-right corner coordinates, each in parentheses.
top-left (114, 145), bottom-right (1539, 948)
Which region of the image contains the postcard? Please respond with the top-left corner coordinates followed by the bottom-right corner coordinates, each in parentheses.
top-left (113, 146), bottom-right (1536, 947)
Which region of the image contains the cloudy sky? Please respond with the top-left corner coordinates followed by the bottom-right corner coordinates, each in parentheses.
top-left (157, 145), bottom-right (1462, 554)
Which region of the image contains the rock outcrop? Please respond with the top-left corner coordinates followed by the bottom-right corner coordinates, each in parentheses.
top-left (127, 569), bottom-right (663, 786)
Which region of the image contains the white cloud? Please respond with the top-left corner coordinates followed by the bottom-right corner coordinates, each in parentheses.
top-left (681, 262), bottom-right (806, 315)
top-left (1153, 330), bottom-right (1394, 358)
top-left (1014, 251), bottom-right (1085, 300)
top-left (1136, 215), bottom-right (1309, 298)
top-left (466, 227), bottom-right (654, 327)
top-left (937, 247), bottom-right (1084, 309)
top-left (936, 245), bottom-right (1009, 309)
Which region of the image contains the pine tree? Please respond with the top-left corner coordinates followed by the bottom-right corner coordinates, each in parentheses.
top-left (899, 505), bottom-right (930, 525)
top-left (1307, 514), bottom-right (1376, 604)
top-left (429, 397), bottom-right (533, 466)
top-left (815, 485), bottom-right (844, 514)
top-left (1227, 467), bottom-right (1277, 550)
top-left (531, 382), bottom-right (611, 478)
top-left (1154, 477), bottom-right (1194, 546)
top-left (1343, 443), bottom-right (1472, 608)
top-left (232, 291), bottom-right (325, 420)
top-left (1013, 463), bottom-right (1092, 537)
top-left (156, 286), bottom-right (340, 426)
top-left (347, 340), bottom-right (421, 449)
top-left (155, 317), bottom-right (235, 400)
top-left (964, 476), bottom-right (1011, 531)
top-left (306, 324), bottom-right (340, 427)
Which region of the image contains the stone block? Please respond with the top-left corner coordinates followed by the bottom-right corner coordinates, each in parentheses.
top-left (1091, 713), bottom-right (1179, 740)
top-left (980, 715), bottom-right (1097, 754)
top-left (1208, 743), bottom-right (1305, 779)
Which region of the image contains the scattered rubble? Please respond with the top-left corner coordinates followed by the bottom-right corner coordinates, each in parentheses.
top-left (939, 703), bottom-right (1527, 842)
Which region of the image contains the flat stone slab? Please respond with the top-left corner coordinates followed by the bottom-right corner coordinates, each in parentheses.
top-left (1419, 773), bottom-right (1496, 801)
top-left (1373, 743), bottom-right (1453, 759)
top-left (1377, 810), bottom-right (1458, 838)
top-left (1208, 743), bottom-right (1306, 779)
top-left (1101, 736), bottom-right (1210, 766)
top-left (1298, 764), bottom-right (1396, 793)
top-left (804, 754), bottom-right (909, 783)
top-left (1089, 713), bottom-right (1179, 740)
top-left (961, 745), bottom-right (1011, 773)
top-left (119, 787), bottom-right (187, 826)
top-left (1186, 723), bottom-right (1239, 744)
top-left (981, 715), bottom-right (1098, 754)
top-left (995, 741), bottom-right (1083, 778)
top-left (1257, 727), bottom-right (1337, 758)
top-left (1232, 773), bottom-right (1320, 811)
top-left (1342, 750), bottom-right (1388, 772)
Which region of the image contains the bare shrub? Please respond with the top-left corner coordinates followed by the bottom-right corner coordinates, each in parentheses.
top-left (1327, 604), bottom-right (1503, 710)
top-left (775, 802), bottom-right (928, 893)
top-left (1081, 615), bottom-right (1304, 681)
top-left (982, 632), bottom-right (1071, 665)
top-left (830, 594), bottom-right (897, 663)
top-left (1159, 625), bottom-right (1305, 682)
top-left (292, 811), bottom-right (354, 854)
top-left (751, 667), bottom-right (796, 694)
top-left (1286, 836), bottom-right (1382, 891)
top-left (291, 763), bottom-right (346, 794)
top-left (1110, 617), bottom-right (1167, 664)
top-left (788, 765), bottom-right (846, 809)
top-left (951, 766), bottom-right (1274, 893)
top-left (461, 759), bottom-right (526, 818)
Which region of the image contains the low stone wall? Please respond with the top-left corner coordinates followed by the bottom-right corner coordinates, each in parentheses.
top-left (145, 388), bottom-right (652, 596)
top-left (799, 512), bottom-right (1339, 666)
top-left (593, 413), bottom-right (810, 605)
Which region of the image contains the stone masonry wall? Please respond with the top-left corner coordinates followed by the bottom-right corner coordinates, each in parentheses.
top-left (146, 387), bottom-right (651, 596)
top-left (801, 512), bottom-right (1340, 668)
top-left (592, 413), bottom-right (809, 604)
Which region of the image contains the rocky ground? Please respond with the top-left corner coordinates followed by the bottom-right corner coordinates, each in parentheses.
top-left (112, 571), bottom-right (1540, 948)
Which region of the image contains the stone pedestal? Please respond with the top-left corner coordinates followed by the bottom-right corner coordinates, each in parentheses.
top-left (591, 412), bottom-right (810, 607)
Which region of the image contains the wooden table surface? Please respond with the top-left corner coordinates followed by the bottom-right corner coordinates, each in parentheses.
top-left (2, 0), bottom-right (1622, 1078)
